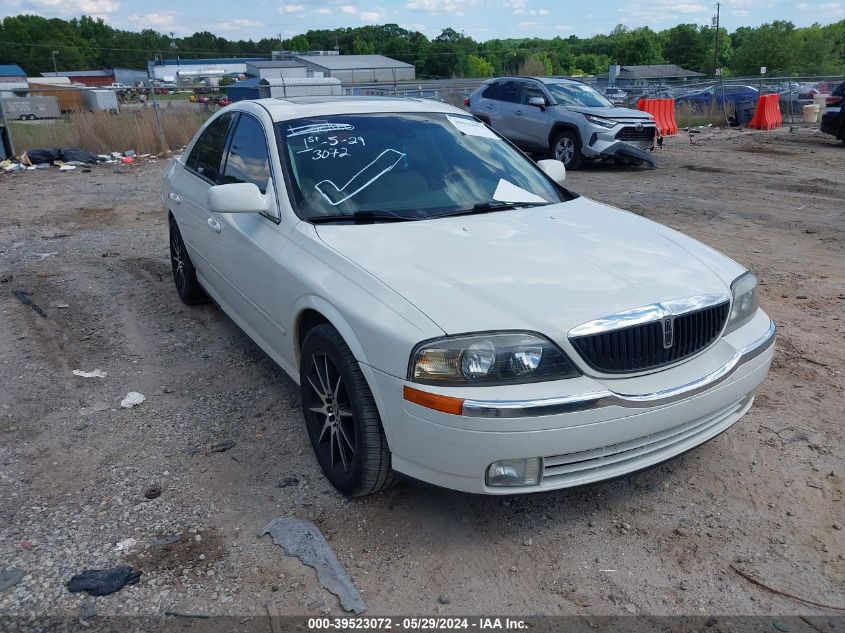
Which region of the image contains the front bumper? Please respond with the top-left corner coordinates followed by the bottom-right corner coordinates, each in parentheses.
top-left (583, 122), bottom-right (657, 165)
top-left (363, 310), bottom-right (775, 494)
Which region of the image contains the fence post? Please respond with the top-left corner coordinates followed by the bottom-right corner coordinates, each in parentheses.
top-left (148, 87), bottom-right (170, 157)
top-left (0, 97), bottom-right (15, 158)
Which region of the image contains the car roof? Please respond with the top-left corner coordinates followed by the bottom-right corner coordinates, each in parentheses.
top-left (486, 76), bottom-right (587, 86)
top-left (239, 96), bottom-right (464, 122)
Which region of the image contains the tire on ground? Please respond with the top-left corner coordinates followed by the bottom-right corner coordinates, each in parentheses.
top-left (300, 323), bottom-right (394, 497)
top-left (551, 129), bottom-right (583, 170)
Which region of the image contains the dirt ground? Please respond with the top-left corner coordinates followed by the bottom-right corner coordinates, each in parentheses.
top-left (0, 126), bottom-right (843, 623)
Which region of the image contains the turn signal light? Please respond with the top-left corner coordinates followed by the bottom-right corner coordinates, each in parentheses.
top-left (403, 386), bottom-right (464, 415)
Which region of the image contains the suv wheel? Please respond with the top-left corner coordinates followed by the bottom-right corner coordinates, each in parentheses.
top-left (552, 130), bottom-right (582, 170)
top-left (300, 324), bottom-right (395, 497)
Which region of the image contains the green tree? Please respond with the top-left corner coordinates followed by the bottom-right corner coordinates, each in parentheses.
top-left (466, 54), bottom-right (494, 77)
top-left (289, 35), bottom-right (309, 51)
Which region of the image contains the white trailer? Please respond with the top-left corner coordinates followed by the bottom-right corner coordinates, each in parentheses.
top-left (258, 77), bottom-right (342, 98)
top-left (1, 96), bottom-right (61, 120)
top-left (82, 89), bottom-right (119, 113)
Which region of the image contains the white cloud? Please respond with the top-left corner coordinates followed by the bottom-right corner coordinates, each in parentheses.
top-left (29, 0), bottom-right (120, 13)
top-left (359, 10), bottom-right (380, 20)
top-left (281, 3), bottom-right (305, 12)
top-left (314, 7), bottom-right (331, 13)
top-left (730, 8), bottom-right (750, 15)
top-left (212, 18), bottom-right (262, 31)
top-left (338, 4), bottom-right (357, 12)
top-left (404, 0), bottom-right (478, 14)
top-left (555, 23), bottom-right (573, 31)
top-left (127, 11), bottom-right (179, 30)
top-left (537, 8), bottom-right (549, 15)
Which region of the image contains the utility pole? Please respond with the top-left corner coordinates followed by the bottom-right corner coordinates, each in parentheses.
top-left (51, 50), bottom-right (59, 74)
top-left (712, 2), bottom-right (720, 77)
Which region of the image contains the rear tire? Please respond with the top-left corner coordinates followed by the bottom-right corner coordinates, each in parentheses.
top-left (300, 324), bottom-right (394, 497)
top-left (551, 130), bottom-right (583, 170)
top-left (169, 215), bottom-right (207, 305)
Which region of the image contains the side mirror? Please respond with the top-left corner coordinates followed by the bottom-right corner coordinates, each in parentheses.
top-left (207, 182), bottom-right (267, 214)
top-left (537, 159), bottom-right (566, 184)
top-left (528, 96), bottom-right (547, 109)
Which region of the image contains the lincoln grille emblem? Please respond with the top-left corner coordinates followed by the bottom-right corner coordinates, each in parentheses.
top-left (662, 317), bottom-right (674, 349)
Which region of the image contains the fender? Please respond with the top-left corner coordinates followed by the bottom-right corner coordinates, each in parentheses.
top-left (291, 294), bottom-right (372, 372)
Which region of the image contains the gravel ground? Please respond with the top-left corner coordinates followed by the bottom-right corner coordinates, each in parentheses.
top-left (0, 126), bottom-right (843, 625)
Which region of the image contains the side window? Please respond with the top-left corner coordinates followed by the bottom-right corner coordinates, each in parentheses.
top-left (498, 81), bottom-right (521, 103)
top-left (221, 115), bottom-right (272, 194)
top-left (481, 82), bottom-right (501, 100)
top-left (186, 113), bottom-right (233, 183)
top-left (521, 85), bottom-right (546, 105)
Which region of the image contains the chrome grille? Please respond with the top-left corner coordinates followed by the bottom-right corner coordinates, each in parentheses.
top-left (570, 301), bottom-right (729, 373)
top-left (615, 126), bottom-right (656, 142)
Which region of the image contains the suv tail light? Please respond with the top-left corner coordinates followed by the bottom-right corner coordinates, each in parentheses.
top-left (463, 97), bottom-right (470, 107)
top-left (826, 95), bottom-right (842, 107)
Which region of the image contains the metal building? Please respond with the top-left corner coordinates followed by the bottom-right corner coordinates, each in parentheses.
top-left (245, 61), bottom-right (307, 80)
top-left (293, 55), bottom-right (415, 83)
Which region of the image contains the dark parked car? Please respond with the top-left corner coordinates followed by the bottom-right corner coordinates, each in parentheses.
top-left (820, 81), bottom-right (844, 145)
top-left (676, 84), bottom-right (759, 108)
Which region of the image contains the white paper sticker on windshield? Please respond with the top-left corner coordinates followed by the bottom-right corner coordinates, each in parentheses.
top-left (446, 115), bottom-right (499, 139)
top-left (492, 179), bottom-right (547, 204)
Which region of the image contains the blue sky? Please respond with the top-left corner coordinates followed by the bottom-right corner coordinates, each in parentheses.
top-left (1, 0), bottom-right (843, 41)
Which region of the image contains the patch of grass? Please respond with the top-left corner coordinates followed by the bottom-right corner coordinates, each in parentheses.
top-left (675, 101), bottom-right (735, 129)
top-left (8, 107), bottom-right (210, 156)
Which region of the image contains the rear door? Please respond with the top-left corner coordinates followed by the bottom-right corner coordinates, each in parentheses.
top-left (478, 80), bottom-right (523, 141)
top-left (168, 112), bottom-right (235, 291)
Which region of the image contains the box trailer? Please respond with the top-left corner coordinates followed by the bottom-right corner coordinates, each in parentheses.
top-left (0, 96), bottom-right (61, 120)
top-left (258, 77), bottom-right (342, 98)
top-left (82, 89), bottom-right (119, 113)
top-left (28, 83), bottom-right (84, 112)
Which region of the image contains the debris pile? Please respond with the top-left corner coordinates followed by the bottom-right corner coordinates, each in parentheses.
top-left (1, 147), bottom-right (156, 173)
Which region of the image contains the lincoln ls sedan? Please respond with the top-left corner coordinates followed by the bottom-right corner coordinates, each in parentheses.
top-left (162, 97), bottom-right (776, 496)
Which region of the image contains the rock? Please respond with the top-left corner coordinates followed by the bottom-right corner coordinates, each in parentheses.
top-left (624, 603), bottom-right (636, 613)
top-left (438, 594), bottom-right (451, 605)
top-left (679, 580), bottom-right (690, 591)
top-left (705, 617), bottom-right (718, 627)
top-left (509, 566), bottom-right (517, 573)
top-left (522, 537), bottom-right (533, 547)
top-left (674, 526), bottom-right (690, 537)
top-left (587, 520), bottom-right (596, 528)
top-left (80, 603), bottom-right (97, 620)
top-left (0, 568), bottom-right (25, 592)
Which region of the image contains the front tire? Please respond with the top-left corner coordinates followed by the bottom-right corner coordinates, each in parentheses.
top-left (300, 324), bottom-right (394, 497)
top-left (551, 130), bottom-right (583, 170)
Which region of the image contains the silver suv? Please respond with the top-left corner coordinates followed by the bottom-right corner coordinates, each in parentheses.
top-left (467, 77), bottom-right (657, 169)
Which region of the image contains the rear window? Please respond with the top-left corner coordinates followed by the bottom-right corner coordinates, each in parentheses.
top-left (833, 81), bottom-right (845, 97)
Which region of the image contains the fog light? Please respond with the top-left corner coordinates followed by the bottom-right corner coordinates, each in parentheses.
top-left (486, 458), bottom-right (542, 487)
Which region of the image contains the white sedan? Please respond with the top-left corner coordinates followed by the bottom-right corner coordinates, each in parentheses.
top-left (162, 97), bottom-right (775, 496)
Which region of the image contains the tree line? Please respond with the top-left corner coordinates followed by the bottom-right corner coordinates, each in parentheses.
top-left (2, 14), bottom-right (844, 79)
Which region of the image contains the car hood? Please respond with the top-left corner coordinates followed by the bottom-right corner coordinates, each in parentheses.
top-left (314, 197), bottom-right (744, 340)
top-left (563, 105), bottom-right (652, 120)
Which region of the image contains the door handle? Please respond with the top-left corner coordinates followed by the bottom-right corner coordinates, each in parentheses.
top-left (485, 104), bottom-right (494, 110)
top-left (168, 192), bottom-right (181, 204)
top-left (207, 217), bottom-right (221, 233)
top-left (515, 110), bottom-right (524, 115)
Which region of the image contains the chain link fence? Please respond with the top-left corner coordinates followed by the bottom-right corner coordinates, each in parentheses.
top-left (2, 75), bottom-right (842, 160)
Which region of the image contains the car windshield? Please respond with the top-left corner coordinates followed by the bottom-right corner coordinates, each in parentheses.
top-left (545, 82), bottom-right (613, 108)
top-left (277, 112), bottom-right (570, 222)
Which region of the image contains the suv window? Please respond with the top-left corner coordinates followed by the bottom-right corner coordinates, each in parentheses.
top-left (221, 115), bottom-right (272, 194)
top-left (481, 82), bottom-right (501, 99)
top-left (186, 113), bottom-right (234, 183)
top-left (497, 81), bottom-right (521, 103)
top-left (520, 84), bottom-right (546, 105)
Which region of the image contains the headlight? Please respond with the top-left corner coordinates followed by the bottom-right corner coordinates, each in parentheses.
top-left (584, 114), bottom-right (617, 128)
top-left (724, 272), bottom-right (759, 335)
top-left (409, 332), bottom-right (579, 385)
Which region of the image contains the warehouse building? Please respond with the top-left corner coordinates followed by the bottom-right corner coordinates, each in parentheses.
top-left (0, 64), bottom-right (28, 98)
top-left (40, 67), bottom-right (150, 87)
top-left (245, 60), bottom-right (307, 80)
top-left (148, 57), bottom-right (266, 84)
top-left (293, 54), bottom-right (415, 82)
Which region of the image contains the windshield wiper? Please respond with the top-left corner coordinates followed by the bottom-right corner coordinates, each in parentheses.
top-left (307, 210), bottom-right (416, 224)
top-left (434, 200), bottom-right (550, 219)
